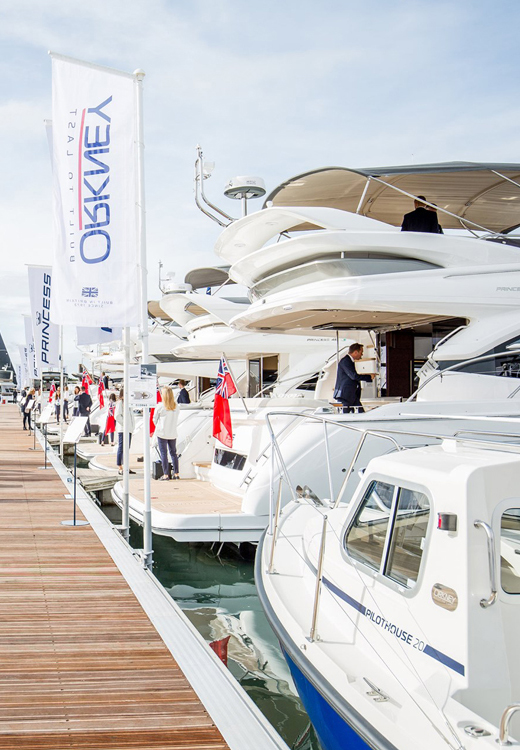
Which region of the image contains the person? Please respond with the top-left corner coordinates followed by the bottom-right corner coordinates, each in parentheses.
top-left (426, 202), bottom-right (444, 234)
top-left (333, 343), bottom-right (374, 413)
top-left (62, 385), bottom-right (70, 422)
top-left (78, 385), bottom-right (93, 436)
top-left (22, 388), bottom-right (36, 431)
top-left (72, 386), bottom-right (81, 417)
top-left (35, 388), bottom-right (42, 416)
top-left (401, 195), bottom-right (441, 233)
top-left (53, 386), bottom-right (61, 423)
top-left (153, 386), bottom-right (179, 480)
top-left (101, 371), bottom-right (109, 390)
top-left (115, 388), bottom-right (136, 475)
top-left (175, 379), bottom-right (191, 404)
top-left (104, 392), bottom-right (117, 445)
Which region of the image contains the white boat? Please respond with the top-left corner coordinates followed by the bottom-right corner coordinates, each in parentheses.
top-left (256, 410), bottom-right (520, 749)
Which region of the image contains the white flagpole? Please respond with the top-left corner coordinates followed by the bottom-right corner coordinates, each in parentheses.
top-left (59, 326), bottom-right (64, 459)
top-left (122, 326), bottom-right (130, 541)
top-left (135, 68), bottom-right (153, 570)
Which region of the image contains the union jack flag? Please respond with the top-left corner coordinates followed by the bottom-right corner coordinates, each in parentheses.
top-left (82, 287), bottom-right (98, 298)
top-left (215, 357), bottom-right (236, 398)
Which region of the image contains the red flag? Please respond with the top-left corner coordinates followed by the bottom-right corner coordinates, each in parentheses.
top-left (149, 387), bottom-right (162, 436)
top-left (209, 635), bottom-right (231, 666)
top-left (97, 380), bottom-right (105, 409)
top-left (212, 357), bottom-right (236, 449)
top-left (48, 381), bottom-right (56, 403)
top-left (81, 369), bottom-right (93, 391)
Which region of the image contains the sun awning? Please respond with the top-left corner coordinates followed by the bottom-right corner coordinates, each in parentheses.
top-left (264, 162), bottom-right (520, 233)
top-left (184, 266), bottom-right (233, 290)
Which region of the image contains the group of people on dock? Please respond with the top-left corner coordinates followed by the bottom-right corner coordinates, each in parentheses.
top-left (17, 374), bottom-right (191, 482)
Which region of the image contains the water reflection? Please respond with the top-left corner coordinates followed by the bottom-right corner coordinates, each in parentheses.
top-left (100, 505), bottom-right (320, 749)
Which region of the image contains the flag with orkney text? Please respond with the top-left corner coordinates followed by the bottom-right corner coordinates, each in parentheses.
top-left (50, 53), bottom-right (140, 327)
top-left (212, 356), bottom-right (236, 449)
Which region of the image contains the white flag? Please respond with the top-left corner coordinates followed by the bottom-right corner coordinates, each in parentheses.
top-left (18, 345), bottom-right (30, 388)
top-left (27, 265), bottom-right (60, 370)
top-left (50, 53), bottom-right (140, 327)
top-left (76, 326), bottom-right (123, 346)
top-left (23, 316), bottom-right (39, 380)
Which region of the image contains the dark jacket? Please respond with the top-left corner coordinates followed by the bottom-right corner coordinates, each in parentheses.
top-left (78, 392), bottom-right (93, 416)
top-left (333, 355), bottom-right (372, 407)
top-left (177, 387), bottom-right (190, 404)
top-left (401, 207), bottom-right (440, 233)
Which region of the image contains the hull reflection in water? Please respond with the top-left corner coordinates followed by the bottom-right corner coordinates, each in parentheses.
top-left (149, 532), bottom-right (320, 750)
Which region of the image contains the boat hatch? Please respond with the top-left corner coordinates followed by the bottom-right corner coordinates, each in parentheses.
top-left (345, 479), bottom-right (430, 588)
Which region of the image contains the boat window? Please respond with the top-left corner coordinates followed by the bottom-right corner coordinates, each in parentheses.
top-left (213, 448), bottom-right (247, 471)
top-left (385, 489), bottom-right (430, 587)
top-left (345, 481), bottom-right (396, 572)
top-left (500, 510), bottom-right (520, 594)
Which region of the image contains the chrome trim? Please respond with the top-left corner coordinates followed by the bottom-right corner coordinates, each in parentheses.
top-left (498, 703), bottom-right (520, 745)
top-left (309, 514), bottom-right (328, 642)
top-left (474, 520), bottom-right (497, 608)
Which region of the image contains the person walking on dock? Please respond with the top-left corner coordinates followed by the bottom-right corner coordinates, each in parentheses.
top-left (22, 388), bottom-right (36, 431)
top-left (153, 386), bottom-right (180, 480)
top-left (78, 385), bottom-right (93, 436)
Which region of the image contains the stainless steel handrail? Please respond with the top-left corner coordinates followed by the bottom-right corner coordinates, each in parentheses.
top-left (498, 703), bottom-right (520, 745)
top-left (309, 514), bottom-right (328, 642)
top-left (474, 520), bottom-right (497, 608)
top-left (408, 350), bottom-right (520, 402)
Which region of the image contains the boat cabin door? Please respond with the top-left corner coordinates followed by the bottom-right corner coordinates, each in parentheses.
top-left (247, 356), bottom-right (278, 397)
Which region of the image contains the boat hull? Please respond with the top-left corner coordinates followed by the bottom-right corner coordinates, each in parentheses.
top-left (255, 534), bottom-right (396, 750)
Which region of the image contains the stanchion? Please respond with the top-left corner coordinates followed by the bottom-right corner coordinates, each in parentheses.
top-left (61, 442), bottom-right (89, 527)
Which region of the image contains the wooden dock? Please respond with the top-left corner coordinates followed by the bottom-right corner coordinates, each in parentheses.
top-left (0, 406), bottom-right (286, 750)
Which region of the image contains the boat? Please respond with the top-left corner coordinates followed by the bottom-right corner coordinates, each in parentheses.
top-left (256, 411), bottom-right (520, 749)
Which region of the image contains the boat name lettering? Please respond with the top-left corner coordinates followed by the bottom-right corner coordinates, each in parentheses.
top-left (431, 583), bottom-right (458, 611)
top-left (496, 287), bottom-right (520, 292)
top-left (364, 608), bottom-right (418, 646)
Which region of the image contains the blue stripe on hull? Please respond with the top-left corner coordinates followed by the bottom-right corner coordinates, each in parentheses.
top-left (283, 648), bottom-right (376, 750)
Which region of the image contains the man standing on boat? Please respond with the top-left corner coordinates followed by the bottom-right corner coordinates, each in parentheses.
top-left (333, 343), bottom-right (374, 413)
top-left (401, 195), bottom-right (441, 233)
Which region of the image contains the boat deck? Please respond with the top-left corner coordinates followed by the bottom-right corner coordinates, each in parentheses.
top-left (0, 405), bottom-right (231, 749)
top-left (125, 476), bottom-right (243, 515)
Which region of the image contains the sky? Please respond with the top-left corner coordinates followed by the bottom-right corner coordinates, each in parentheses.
top-left (1, 0), bottom-right (519, 372)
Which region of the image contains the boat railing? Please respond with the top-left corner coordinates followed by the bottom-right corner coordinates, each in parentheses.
top-left (408, 349), bottom-right (520, 402)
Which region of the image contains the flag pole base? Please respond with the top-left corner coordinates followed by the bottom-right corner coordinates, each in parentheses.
top-left (61, 520), bottom-right (90, 527)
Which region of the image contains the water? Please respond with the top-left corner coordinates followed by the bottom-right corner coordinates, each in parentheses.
top-left (101, 503), bottom-right (320, 749)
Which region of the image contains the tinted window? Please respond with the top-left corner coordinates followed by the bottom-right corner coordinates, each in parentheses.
top-left (385, 489), bottom-right (430, 587)
top-left (345, 481), bottom-right (395, 572)
top-left (501, 510), bottom-right (520, 594)
top-left (214, 448), bottom-right (247, 471)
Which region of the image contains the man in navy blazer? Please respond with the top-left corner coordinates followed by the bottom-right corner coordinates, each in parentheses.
top-left (333, 343), bottom-right (374, 413)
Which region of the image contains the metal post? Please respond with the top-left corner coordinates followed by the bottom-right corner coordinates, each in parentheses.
top-left (267, 479), bottom-right (284, 575)
top-left (122, 327), bottom-right (130, 542)
top-left (44, 423), bottom-right (48, 469)
top-left (59, 325), bottom-right (64, 460)
top-left (134, 68), bottom-right (152, 570)
top-left (268, 432), bottom-right (275, 536)
top-left (323, 421), bottom-right (334, 504)
top-left (309, 514), bottom-right (328, 643)
top-left (334, 432), bottom-right (367, 509)
top-left (73, 442), bottom-right (77, 525)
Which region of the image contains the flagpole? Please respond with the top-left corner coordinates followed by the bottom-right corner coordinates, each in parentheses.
top-left (122, 326), bottom-right (130, 542)
top-left (59, 325), bottom-right (64, 459)
top-left (135, 68), bottom-right (153, 570)
top-left (223, 353), bottom-right (250, 415)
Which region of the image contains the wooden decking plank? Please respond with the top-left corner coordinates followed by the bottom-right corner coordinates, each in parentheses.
top-left (0, 406), bottom-right (229, 750)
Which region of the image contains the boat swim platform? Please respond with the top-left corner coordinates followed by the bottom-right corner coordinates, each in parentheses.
top-left (0, 406), bottom-right (288, 750)
top-left (110, 475), bottom-right (265, 544)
